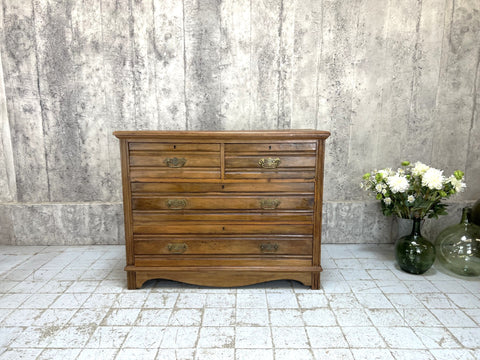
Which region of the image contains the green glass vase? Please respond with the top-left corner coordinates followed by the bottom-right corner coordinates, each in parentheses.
top-left (395, 218), bottom-right (436, 274)
top-left (435, 207), bottom-right (480, 277)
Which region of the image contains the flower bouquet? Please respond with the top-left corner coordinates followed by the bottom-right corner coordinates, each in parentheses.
top-left (361, 161), bottom-right (466, 274)
top-left (361, 161), bottom-right (466, 220)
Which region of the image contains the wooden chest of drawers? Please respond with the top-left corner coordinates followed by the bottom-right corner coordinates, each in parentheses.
top-left (114, 130), bottom-right (330, 289)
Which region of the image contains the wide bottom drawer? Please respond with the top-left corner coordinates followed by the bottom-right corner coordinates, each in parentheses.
top-left (133, 223), bottom-right (313, 235)
top-left (134, 236), bottom-right (312, 255)
top-left (134, 255), bottom-right (312, 267)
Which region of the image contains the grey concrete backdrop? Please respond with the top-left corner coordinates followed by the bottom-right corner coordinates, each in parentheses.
top-left (0, 0), bottom-right (479, 245)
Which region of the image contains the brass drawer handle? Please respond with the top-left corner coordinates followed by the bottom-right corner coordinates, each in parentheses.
top-left (166, 199), bottom-right (187, 209)
top-left (258, 157), bottom-right (281, 169)
top-left (168, 243), bottom-right (188, 254)
top-left (164, 157), bottom-right (187, 168)
top-left (259, 199), bottom-right (281, 210)
top-left (260, 243), bottom-right (279, 253)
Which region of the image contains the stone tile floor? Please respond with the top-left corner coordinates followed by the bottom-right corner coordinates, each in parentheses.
top-left (0, 244), bottom-right (479, 360)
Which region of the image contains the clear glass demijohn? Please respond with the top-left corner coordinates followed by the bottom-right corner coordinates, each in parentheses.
top-left (435, 207), bottom-right (480, 277)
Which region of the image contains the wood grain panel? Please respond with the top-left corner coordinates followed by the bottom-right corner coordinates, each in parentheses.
top-left (130, 168), bottom-right (220, 180)
top-left (225, 142), bottom-right (316, 152)
top-left (132, 195), bottom-right (314, 210)
top-left (224, 169), bottom-right (316, 179)
top-left (133, 271), bottom-right (314, 288)
top-left (130, 152), bottom-right (220, 167)
top-left (133, 223), bottom-right (313, 235)
top-left (133, 212), bottom-right (313, 223)
top-left (131, 181), bottom-right (315, 193)
top-left (134, 255), bottom-right (312, 267)
top-left (130, 143), bottom-right (220, 151)
top-left (226, 155), bottom-right (316, 168)
top-left (134, 237), bottom-right (312, 255)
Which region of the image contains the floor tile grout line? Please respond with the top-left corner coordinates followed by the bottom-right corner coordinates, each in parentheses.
top-left (377, 272), bottom-right (470, 354)
top-left (1, 244), bottom-right (480, 358)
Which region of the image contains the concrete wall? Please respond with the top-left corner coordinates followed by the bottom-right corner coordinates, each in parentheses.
top-left (0, 0), bottom-right (479, 245)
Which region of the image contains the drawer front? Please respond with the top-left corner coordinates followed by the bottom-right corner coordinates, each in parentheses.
top-left (133, 212), bottom-right (313, 224)
top-left (225, 142), bottom-right (316, 153)
top-left (225, 155), bottom-right (316, 169)
top-left (133, 223), bottom-right (313, 235)
top-left (134, 255), bottom-right (312, 267)
top-left (225, 142), bottom-right (316, 180)
top-left (129, 142), bottom-right (220, 152)
top-left (130, 152), bottom-right (220, 167)
top-left (128, 142), bottom-right (221, 181)
top-left (132, 195), bottom-right (314, 211)
top-left (131, 182), bottom-right (315, 194)
top-left (134, 236), bottom-right (312, 255)
top-left (130, 168), bottom-right (220, 180)
top-left (224, 170), bottom-right (315, 179)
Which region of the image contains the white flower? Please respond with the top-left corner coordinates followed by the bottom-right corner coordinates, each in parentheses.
top-left (422, 168), bottom-right (444, 190)
top-left (382, 189), bottom-right (387, 195)
top-left (379, 168), bottom-right (394, 178)
top-left (386, 174), bottom-right (410, 193)
top-left (375, 184), bottom-right (383, 192)
top-left (407, 195), bottom-right (415, 203)
top-left (383, 197), bottom-right (392, 205)
top-left (412, 162), bottom-right (430, 176)
top-left (447, 176), bottom-right (466, 193)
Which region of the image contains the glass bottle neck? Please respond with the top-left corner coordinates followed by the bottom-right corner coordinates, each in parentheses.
top-left (411, 218), bottom-right (422, 237)
top-left (460, 208), bottom-right (471, 225)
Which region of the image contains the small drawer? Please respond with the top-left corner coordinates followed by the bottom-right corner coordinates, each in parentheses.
top-left (134, 236), bottom-right (313, 255)
top-left (225, 142), bottom-right (316, 153)
top-left (130, 152), bottom-right (220, 168)
top-left (129, 168), bottom-right (220, 181)
top-left (225, 154), bottom-right (316, 168)
top-left (132, 195), bottom-right (314, 211)
top-left (128, 142), bottom-right (221, 181)
top-left (129, 143), bottom-right (220, 152)
top-left (224, 169), bottom-right (316, 179)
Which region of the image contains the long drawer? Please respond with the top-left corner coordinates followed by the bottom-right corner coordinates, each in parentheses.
top-left (134, 236), bottom-right (313, 255)
top-left (131, 182), bottom-right (315, 194)
top-left (133, 223), bottom-right (313, 235)
top-left (132, 195), bottom-right (314, 211)
top-left (133, 212), bottom-right (313, 223)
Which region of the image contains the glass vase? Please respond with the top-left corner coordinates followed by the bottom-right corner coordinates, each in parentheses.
top-left (435, 207), bottom-right (480, 277)
top-left (395, 218), bottom-right (436, 274)
top-left (472, 199), bottom-right (480, 226)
